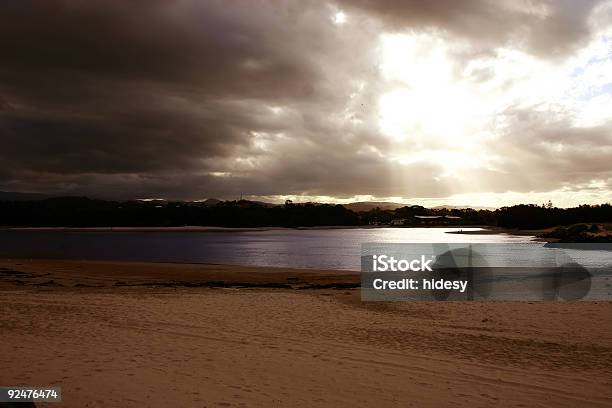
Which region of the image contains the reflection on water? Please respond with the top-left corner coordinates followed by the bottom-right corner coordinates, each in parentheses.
top-left (0, 228), bottom-right (531, 270)
top-left (1, 228), bottom-right (610, 299)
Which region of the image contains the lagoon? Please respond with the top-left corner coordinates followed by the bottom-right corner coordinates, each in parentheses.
top-left (0, 227), bottom-right (532, 270)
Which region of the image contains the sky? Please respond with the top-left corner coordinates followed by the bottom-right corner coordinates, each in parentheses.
top-left (1, 0), bottom-right (611, 207)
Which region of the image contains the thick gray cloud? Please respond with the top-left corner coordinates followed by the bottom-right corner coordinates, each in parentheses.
top-left (346, 0), bottom-right (605, 58)
top-left (0, 0), bottom-right (369, 196)
top-left (0, 0), bottom-right (610, 203)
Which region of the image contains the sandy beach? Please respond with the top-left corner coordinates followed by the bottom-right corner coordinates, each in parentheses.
top-left (1, 259), bottom-right (611, 407)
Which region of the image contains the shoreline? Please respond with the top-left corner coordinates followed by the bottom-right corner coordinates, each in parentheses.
top-left (0, 224), bottom-right (494, 233)
top-left (0, 225), bottom-right (376, 233)
top-left (446, 226), bottom-right (547, 240)
top-left (0, 258), bottom-right (359, 290)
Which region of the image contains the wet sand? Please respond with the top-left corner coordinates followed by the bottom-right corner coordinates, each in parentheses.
top-left (1, 259), bottom-right (611, 407)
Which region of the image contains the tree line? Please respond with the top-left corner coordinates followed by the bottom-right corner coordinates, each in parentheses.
top-left (0, 197), bottom-right (610, 229)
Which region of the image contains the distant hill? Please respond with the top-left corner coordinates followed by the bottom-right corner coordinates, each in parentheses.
top-left (191, 198), bottom-right (278, 207)
top-left (343, 202), bottom-right (407, 212)
top-left (430, 205), bottom-right (496, 210)
top-left (343, 202), bottom-right (497, 212)
top-left (0, 192), bottom-right (497, 211)
top-left (0, 191), bottom-right (52, 201)
top-left (193, 198), bottom-right (222, 206)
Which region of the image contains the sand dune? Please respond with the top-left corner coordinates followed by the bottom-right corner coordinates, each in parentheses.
top-left (1, 259), bottom-right (611, 407)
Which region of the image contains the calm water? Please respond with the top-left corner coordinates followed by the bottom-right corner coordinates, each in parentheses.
top-left (0, 227), bottom-right (532, 270)
top-left (1, 228), bottom-right (610, 299)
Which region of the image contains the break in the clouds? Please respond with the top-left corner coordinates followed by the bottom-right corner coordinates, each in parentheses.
top-left (0, 0), bottom-right (611, 207)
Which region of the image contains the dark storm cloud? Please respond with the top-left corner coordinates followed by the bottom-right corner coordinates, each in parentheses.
top-left (0, 0), bottom-right (371, 198)
top-left (0, 0), bottom-right (320, 98)
top-left (0, 0), bottom-right (610, 202)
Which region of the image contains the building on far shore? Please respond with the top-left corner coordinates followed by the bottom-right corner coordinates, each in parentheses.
top-left (390, 218), bottom-right (406, 226)
top-left (413, 215), bottom-right (462, 225)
